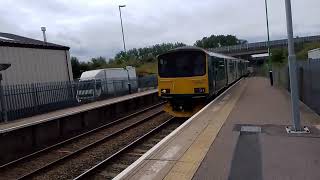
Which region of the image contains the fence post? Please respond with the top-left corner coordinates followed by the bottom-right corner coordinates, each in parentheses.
top-left (105, 80), bottom-right (109, 96)
top-left (128, 79), bottom-right (132, 94)
top-left (69, 81), bottom-right (75, 103)
top-left (298, 67), bottom-right (304, 100)
top-left (0, 77), bottom-right (8, 122)
top-left (31, 83), bottom-right (39, 112)
top-left (113, 81), bottom-right (116, 97)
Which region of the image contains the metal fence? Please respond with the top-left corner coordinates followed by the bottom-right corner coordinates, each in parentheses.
top-left (0, 75), bottom-right (158, 122)
top-left (138, 74), bottom-right (158, 90)
top-left (273, 59), bottom-right (320, 115)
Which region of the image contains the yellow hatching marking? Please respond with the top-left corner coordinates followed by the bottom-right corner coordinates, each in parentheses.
top-left (163, 81), bottom-right (247, 180)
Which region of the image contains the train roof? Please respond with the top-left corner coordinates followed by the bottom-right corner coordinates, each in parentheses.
top-left (159, 46), bottom-right (248, 62)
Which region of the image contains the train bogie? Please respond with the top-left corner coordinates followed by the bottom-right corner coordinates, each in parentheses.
top-left (163, 101), bottom-right (205, 117)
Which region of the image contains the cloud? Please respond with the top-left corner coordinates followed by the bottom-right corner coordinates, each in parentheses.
top-left (0, 0), bottom-right (319, 61)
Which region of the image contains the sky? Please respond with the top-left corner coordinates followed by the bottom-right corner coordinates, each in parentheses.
top-left (0, 0), bottom-right (319, 61)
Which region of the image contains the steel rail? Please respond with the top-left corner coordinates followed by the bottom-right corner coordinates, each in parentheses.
top-left (0, 102), bottom-right (165, 170)
top-left (73, 116), bottom-right (175, 180)
top-left (17, 109), bottom-right (166, 179)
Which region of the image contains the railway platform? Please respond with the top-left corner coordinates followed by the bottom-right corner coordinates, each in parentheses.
top-left (0, 89), bottom-right (157, 133)
top-left (115, 77), bottom-right (320, 180)
top-left (0, 89), bottom-right (159, 165)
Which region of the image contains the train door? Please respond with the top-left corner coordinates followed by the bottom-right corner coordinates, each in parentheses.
top-left (224, 59), bottom-right (228, 86)
top-left (234, 61), bottom-right (237, 80)
top-left (234, 61), bottom-right (238, 80)
top-left (207, 56), bottom-right (215, 96)
top-left (241, 61), bottom-right (244, 76)
top-left (214, 58), bottom-right (226, 92)
top-left (242, 62), bottom-right (244, 76)
top-left (231, 60), bottom-right (235, 83)
top-left (227, 59), bottom-right (232, 85)
top-left (239, 62), bottom-right (241, 77)
top-left (237, 61), bottom-right (240, 79)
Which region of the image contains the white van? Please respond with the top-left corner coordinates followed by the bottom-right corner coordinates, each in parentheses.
top-left (76, 66), bottom-right (137, 102)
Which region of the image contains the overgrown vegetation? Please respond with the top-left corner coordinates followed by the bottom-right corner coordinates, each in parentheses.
top-left (71, 34), bottom-right (246, 79)
top-left (270, 42), bottom-right (320, 67)
top-left (270, 48), bottom-right (288, 67)
top-left (194, 34), bottom-right (247, 48)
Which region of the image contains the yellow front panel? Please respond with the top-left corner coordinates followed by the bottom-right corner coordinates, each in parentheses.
top-left (158, 75), bottom-right (208, 95)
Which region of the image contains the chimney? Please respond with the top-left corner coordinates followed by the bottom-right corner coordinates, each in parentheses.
top-left (41, 27), bottom-right (47, 43)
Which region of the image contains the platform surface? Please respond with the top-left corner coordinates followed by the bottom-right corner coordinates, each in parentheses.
top-left (0, 89), bottom-right (157, 133)
top-left (115, 77), bottom-right (320, 180)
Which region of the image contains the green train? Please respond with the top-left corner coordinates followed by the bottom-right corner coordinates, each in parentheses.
top-left (158, 46), bottom-right (249, 117)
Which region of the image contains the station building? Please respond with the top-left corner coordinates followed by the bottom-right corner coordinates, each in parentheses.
top-left (0, 32), bottom-right (73, 85)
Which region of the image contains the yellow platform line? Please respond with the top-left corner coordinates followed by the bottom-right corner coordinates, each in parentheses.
top-left (163, 81), bottom-right (247, 180)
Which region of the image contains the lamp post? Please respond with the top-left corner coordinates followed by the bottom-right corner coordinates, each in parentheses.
top-left (118, 5), bottom-right (127, 52)
top-left (264, 0), bottom-right (273, 86)
top-left (41, 27), bottom-right (47, 43)
top-left (0, 63), bottom-right (11, 122)
top-left (284, 0), bottom-right (308, 133)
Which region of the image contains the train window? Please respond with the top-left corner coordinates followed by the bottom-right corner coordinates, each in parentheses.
top-left (229, 61), bottom-right (234, 71)
top-left (158, 51), bottom-right (206, 77)
top-left (219, 61), bottom-right (225, 67)
top-left (215, 59), bottom-right (225, 81)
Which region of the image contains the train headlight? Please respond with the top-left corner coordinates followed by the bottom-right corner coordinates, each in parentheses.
top-left (161, 89), bottom-right (170, 94)
top-left (194, 88), bottom-right (205, 93)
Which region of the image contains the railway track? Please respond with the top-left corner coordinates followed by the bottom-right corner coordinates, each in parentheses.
top-left (0, 102), bottom-right (168, 180)
top-left (74, 118), bottom-right (183, 180)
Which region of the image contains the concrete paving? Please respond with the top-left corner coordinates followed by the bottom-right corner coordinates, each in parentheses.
top-left (193, 77), bottom-right (320, 180)
top-left (0, 89), bottom-right (157, 133)
top-left (115, 77), bottom-right (320, 180)
top-left (115, 79), bottom-right (247, 180)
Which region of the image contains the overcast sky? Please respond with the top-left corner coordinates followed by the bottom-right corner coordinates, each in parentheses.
top-left (1, 0), bottom-right (319, 61)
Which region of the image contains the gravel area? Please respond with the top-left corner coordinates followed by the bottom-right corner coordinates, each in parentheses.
top-left (0, 105), bottom-right (163, 180)
top-left (31, 112), bottom-right (172, 180)
top-left (92, 120), bottom-right (184, 180)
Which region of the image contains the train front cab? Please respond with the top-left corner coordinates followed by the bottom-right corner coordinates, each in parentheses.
top-left (158, 50), bottom-right (209, 117)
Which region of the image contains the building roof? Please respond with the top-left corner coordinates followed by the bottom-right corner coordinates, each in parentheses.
top-left (308, 48), bottom-right (320, 52)
top-left (0, 32), bottom-right (70, 50)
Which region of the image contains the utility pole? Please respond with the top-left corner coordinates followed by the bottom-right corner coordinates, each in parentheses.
top-left (118, 5), bottom-right (126, 52)
top-left (264, 0), bottom-right (273, 86)
top-left (284, 0), bottom-right (308, 133)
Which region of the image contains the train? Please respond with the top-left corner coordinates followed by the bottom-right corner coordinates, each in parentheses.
top-left (157, 46), bottom-right (249, 117)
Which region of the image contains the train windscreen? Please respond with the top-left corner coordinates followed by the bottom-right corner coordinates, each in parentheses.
top-left (158, 51), bottom-right (206, 77)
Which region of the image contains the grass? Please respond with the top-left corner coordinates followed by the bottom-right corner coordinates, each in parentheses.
top-left (136, 62), bottom-right (157, 76)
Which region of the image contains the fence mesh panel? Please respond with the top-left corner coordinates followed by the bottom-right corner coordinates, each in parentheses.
top-left (0, 75), bottom-right (157, 122)
top-left (273, 59), bottom-right (320, 115)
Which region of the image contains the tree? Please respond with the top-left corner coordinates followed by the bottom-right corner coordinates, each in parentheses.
top-left (194, 34), bottom-right (246, 49)
top-left (71, 56), bottom-right (82, 79)
top-left (89, 56), bottom-right (107, 69)
top-left (270, 42), bottom-right (320, 67)
top-left (270, 48), bottom-right (287, 66)
top-left (113, 42), bottom-right (186, 63)
top-left (71, 36), bottom-right (247, 77)
top-left (296, 42), bottom-right (320, 60)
